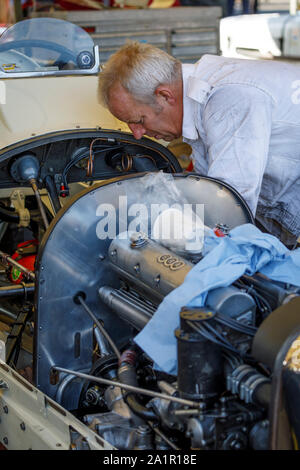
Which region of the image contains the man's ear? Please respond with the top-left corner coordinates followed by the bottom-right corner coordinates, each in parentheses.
top-left (155, 85), bottom-right (176, 105)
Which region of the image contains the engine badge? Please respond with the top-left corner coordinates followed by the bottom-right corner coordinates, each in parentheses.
top-left (157, 254), bottom-right (185, 271)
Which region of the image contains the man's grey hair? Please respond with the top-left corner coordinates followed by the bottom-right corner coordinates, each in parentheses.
top-left (98, 41), bottom-right (182, 107)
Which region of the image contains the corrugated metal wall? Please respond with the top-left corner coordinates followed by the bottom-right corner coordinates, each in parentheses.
top-left (64, 7), bottom-right (222, 63)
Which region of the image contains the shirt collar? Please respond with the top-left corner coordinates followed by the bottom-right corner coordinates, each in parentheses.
top-left (182, 61), bottom-right (213, 141)
top-left (182, 63), bottom-right (198, 140)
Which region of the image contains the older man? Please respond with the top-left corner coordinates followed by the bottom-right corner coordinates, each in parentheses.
top-left (98, 41), bottom-right (300, 248)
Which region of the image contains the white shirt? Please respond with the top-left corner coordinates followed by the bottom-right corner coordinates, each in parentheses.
top-left (182, 55), bottom-right (300, 244)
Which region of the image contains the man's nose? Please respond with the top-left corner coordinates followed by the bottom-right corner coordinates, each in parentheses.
top-left (128, 123), bottom-right (146, 140)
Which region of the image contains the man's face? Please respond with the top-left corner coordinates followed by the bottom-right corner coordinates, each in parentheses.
top-left (107, 82), bottom-right (183, 142)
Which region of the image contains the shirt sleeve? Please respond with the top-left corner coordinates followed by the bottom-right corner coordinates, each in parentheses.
top-left (202, 84), bottom-right (273, 215)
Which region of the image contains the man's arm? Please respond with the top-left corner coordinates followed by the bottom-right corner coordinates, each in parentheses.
top-left (202, 84), bottom-right (273, 215)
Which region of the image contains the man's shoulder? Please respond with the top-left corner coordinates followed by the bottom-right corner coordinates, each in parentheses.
top-left (192, 55), bottom-right (283, 104)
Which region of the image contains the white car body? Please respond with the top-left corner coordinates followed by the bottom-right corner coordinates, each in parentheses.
top-left (220, 12), bottom-right (300, 60)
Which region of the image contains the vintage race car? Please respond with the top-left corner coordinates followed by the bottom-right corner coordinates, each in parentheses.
top-left (0, 17), bottom-right (299, 452)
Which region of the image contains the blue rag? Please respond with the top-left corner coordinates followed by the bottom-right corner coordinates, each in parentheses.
top-left (134, 223), bottom-right (300, 375)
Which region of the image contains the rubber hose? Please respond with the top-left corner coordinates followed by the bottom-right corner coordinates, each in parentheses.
top-left (118, 352), bottom-right (159, 423)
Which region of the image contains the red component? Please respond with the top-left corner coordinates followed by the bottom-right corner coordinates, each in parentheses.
top-left (9, 240), bottom-right (38, 284)
top-left (119, 349), bottom-right (137, 366)
top-left (60, 184), bottom-right (68, 198)
top-left (213, 227), bottom-right (226, 238)
top-left (186, 160), bottom-right (194, 172)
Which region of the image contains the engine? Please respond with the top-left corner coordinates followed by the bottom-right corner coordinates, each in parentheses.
top-left (29, 172), bottom-right (300, 451)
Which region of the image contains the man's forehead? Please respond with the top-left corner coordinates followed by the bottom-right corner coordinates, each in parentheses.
top-left (110, 105), bottom-right (141, 125)
top-left (108, 83), bottom-right (140, 121)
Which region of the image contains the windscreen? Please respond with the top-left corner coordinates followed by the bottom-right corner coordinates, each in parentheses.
top-left (0, 17), bottom-right (96, 75)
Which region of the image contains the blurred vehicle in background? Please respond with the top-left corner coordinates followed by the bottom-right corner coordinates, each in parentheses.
top-left (220, 1), bottom-right (300, 60)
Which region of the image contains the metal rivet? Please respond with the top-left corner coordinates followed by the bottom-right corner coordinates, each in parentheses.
top-left (134, 263), bottom-right (140, 274)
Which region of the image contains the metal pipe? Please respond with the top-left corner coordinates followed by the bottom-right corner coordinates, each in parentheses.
top-left (52, 366), bottom-right (202, 409)
top-left (0, 283), bottom-right (35, 298)
top-left (0, 250), bottom-right (35, 281)
top-left (0, 305), bottom-right (18, 322)
top-left (148, 422), bottom-right (180, 451)
top-left (29, 178), bottom-right (49, 230)
top-left (158, 380), bottom-right (177, 396)
top-left (77, 295), bottom-right (121, 360)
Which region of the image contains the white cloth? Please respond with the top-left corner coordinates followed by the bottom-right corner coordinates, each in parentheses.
top-left (182, 56), bottom-right (300, 244)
